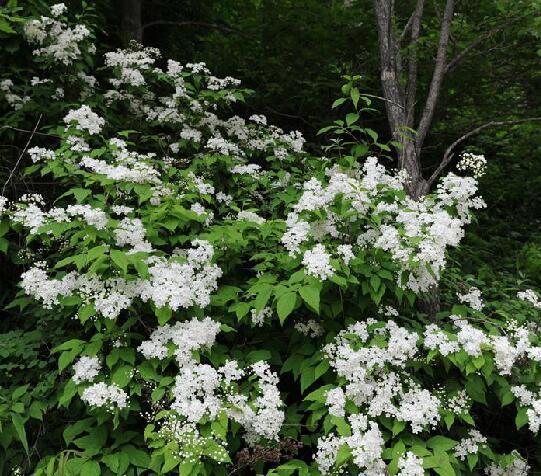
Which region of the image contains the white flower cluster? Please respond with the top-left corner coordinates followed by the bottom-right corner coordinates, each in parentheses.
top-left (105, 46), bottom-right (160, 88)
top-left (237, 211), bottom-right (266, 225)
top-left (64, 105), bottom-right (104, 135)
top-left (138, 317), bottom-right (284, 444)
top-left (79, 140), bottom-right (161, 184)
top-left (511, 385), bottom-right (541, 432)
top-left (81, 382), bottom-right (128, 410)
top-left (454, 429), bottom-right (487, 460)
top-left (0, 78), bottom-right (30, 110)
top-left (27, 146), bottom-right (55, 163)
top-left (457, 152), bottom-right (487, 178)
top-left (282, 158), bottom-right (485, 292)
top-left (251, 307), bottom-right (272, 326)
top-left (316, 314), bottom-right (541, 473)
top-left (323, 320), bottom-right (440, 435)
top-left (294, 319), bottom-right (324, 337)
top-left (315, 414), bottom-right (385, 475)
top-left (72, 356), bottom-right (101, 384)
top-left (21, 240), bottom-right (221, 318)
top-left (457, 286), bottom-right (484, 311)
top-left (114, 217), bottom-right (153, 253)
top-left (13, 201), bottom-right (108, 234)
top-left (485, 456), bottom-right (530, 476)
top-left (24, 7), bottom-right (93, 65)
top-left (397, 452), bottom-right (425, 476)
top-left (302, 244), bottom-right (334, 280)
top-left (518, 289), bottom-right (541, 310)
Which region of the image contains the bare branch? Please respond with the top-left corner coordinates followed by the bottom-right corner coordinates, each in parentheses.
top-left (142, 20), bottom-right (239, 35)
top-left (2, 114), bottom-right (42, 195)
top-left (427, 117), bottom-right (541, 186)
top-left (399, 11), bottom-right (415, 43)
top-left (405, 0), bottom-right (425, 127)
top-left (445, 17), bottom-right (524, 74)
top-left (0, 124), bottom-right (60, 138)
top-left (415, 0), bottom-right (454, 152)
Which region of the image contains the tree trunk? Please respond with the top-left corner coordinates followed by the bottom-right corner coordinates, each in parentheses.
top-left (120, 0), bottom-right (143, 47)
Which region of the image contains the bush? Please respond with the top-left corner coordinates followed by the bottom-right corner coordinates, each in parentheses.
top-left (1, 3), bottom-right (541, 475)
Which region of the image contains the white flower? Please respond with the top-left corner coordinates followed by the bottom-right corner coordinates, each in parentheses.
top-left (81, 382), bottom-right (128, 409)
top-left (518, 289), bottom-right (541, 310)
top-left (457, 286), bottom-right (483, 311)
top-left (72, 356), bottom-right (101, 384)
top-left (64, 105), bottom-right (104, 135)
top-left (302, 244), bottom-right (334, 280)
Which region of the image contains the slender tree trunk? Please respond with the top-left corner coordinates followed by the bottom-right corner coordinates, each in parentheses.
top-left (120, 0), bottom-right (143, 47)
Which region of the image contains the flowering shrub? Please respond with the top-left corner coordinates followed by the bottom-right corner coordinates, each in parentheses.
top-left (1, 3), bottom-right (541, 475)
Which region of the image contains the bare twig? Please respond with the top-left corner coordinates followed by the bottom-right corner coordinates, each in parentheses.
top-left (445, 17), bottom-right (524, 74)
top-left (142, 20), bottom-right (241, 35)
top-left (405, 0), bottom-right (426, 127)
top-left (2, 114), bottom-right (42, 195)
top-left (415, 0), bottom-right (454, 152)
top-left (427, 117), bottom-right (541, 186)
top-left (0, 124), bottom-right (59, 138)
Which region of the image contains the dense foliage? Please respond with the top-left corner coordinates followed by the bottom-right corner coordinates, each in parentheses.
top-left (1, 2), bottom-right (541, 476)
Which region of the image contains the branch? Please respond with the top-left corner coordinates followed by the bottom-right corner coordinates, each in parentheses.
top-left (373, 0), bottom-right (406, 138)
top-left (142, 20), bottom-right (240, 35)
top-left (415, 0), bottom-right (454, 152)
top-left (0, 124), bottom-right (60, 138)
top-left (427, 117), bottom-right (541, 186)
top-left (2, 114), bottom-right (42, 195)
top-left (399, 10), bottom-right (415, 43)
top-left (445, 17), bottom-right (524, 74)
top-left (405, 0), bottom-right (425, 127)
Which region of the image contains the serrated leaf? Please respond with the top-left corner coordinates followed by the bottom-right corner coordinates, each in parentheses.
top-left (277, 291), bottom-right (297, 323)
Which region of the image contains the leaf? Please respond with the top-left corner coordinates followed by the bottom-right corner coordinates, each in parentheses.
top-left (299, 285), bottom-right (320, 314)
top-left (426, 436), bottom-right (457, 452)
top-left (110, 249), bottom-right (129, 274)
top-left (111, 366), bottom-right (133, 388)
top-left (277, 291), bottom-right (297, 323)
top-left (155, 306), bottom-right (172, 325)
top-left (0, 19), bottom-right (15, 34)
top-left (350, 87), bottom-right (361, 108)
top-left (332, 97), bottom-right (347, 109)
top-left (346, 112), bottom-right (359, 126)
top-left (80, 461), bottom-right (100, 476)
top-left (336, 443), bottom-right (352, 466)
top-left (254, 284), bottom-right (274, 312)
top-left (515, 406), bottom-right (529, 430)
top-left (122, 445), bottom-right (150, 467)
top-left (465, 375), bottom-right (487, 404)
top-left (11, 413), bottom-right (29, 456)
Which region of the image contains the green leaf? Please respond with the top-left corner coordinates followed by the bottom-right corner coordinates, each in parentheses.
top-left (336, 443), bottom-right (352, 466)
top-left (155, 306), bottom-right (172, 325)
top-left (426, 436), bottom-right (457, 452)
top-left (110, 249), bottom-right (129, 274)
top-left (515, 406), bottom-right (529, 430)
top-left (111, 365), bottom-right (133, 388)
top-left (11, 413), bottom-right (29, 456)
top-left (346, 112), bottom-right (359, 126)
top-left (80, 461), bottom-right (100, 476)
top-left (332, 97), bottom-right (347, 109)
top-left (299, 285), bottom-right (320, 314)
top-left (277, 291), bottom-right (297, 323)
top-left (122, 445), bottom-right (150, 467)
top-left (350, 87), bottom-right (361, 108)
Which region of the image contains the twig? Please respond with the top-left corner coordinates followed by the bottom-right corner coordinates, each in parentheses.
top-left (427, 116), bottom-right (541, 186)
top-left (0, 124), bottom-right (59, 138)
top-left (2, 114), bottom-right (42, 195)
top-left (142, 20), bottom-right (243, 35)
